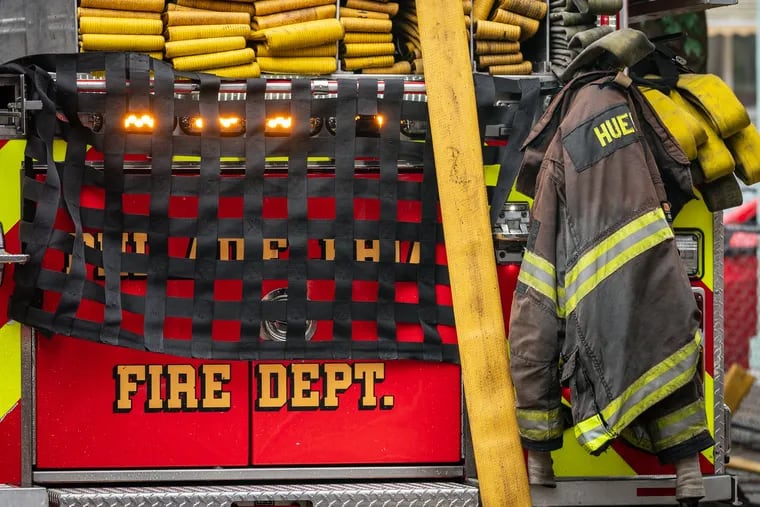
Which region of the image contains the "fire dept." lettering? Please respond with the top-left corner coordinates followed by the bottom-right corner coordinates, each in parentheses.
top-left (113, 364), bottom-right (232, 412)
top-left (255, 362), bottom-right (395, 411)
top-left (112, 362), bottom-right (395, 413)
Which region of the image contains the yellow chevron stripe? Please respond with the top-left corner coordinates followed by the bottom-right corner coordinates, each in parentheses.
top-left (0, 141), bottom-right (23, 421)
top-left (0, 322), bottom-right (21, 421)
top-left (553, 428), bottom-right (637, 476)
top-left (0, 141), bottom-right (24, 227)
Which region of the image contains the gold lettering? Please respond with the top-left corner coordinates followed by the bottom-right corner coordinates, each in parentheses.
top-left (133, 233), bottom-right (148, 254)
top-left (113, 365), bottom-right (146, 412)
top-left (199, 364), bottom-right (232, 410)
top-left (256, 364), bottom-right (288, 410)
top-left (123, 232), bottom-right (148, 254)
top-left (356, 239), bottom-right (380, 262)
top-left (165, 364), bottom-right (199, 410)
top-left (252, 362), bottom-right (393, 412)
top-left (320, 239), bottom-right (336, 261)
top-left (263, 239), bottom-right (288, 260)
top-left (593, 122), bottom-right (613, 147)
top-left (289, 363), bottom-right (320, 409)
top-left (218, 238), bottom-right (244, 261)
top-left (321, 363), bottom-right (353, 409)
top-left (396, 241), bottom-right (421, 263)
top-left (617, 112), bottom-right (636, 135)
top-left (83, 232), bottom-right (98, 250)
top-left (145, 364), bottom-right (164, 411)
top-left (69, 234), bottom-right (425, 279)
top-left (186, 238), bottom-right (197, 259)
top-left (354, 363), bottom-right (385, 409)
top-left (114, 364), bottom-right (233, 413)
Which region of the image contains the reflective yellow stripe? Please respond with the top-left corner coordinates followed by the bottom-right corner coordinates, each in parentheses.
top-left (518, 251), bottom-right (561, 315)
top-left (651, 399), bottom-right (708, 451)
top-left (575, 331), bottom-right (701, 453)
top-left (516, 407), bottom-right (564, 441)
top-left (522, 250), bottom-right (555, 280)
top-left (564, 209), bottom-right (665, 287)
top-left (564, 208), bottom-right (673, 315)
top-left (517, 406), bottom-right (562, 422)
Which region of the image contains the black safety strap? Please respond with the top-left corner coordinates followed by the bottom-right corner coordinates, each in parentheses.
top-left (377, 79), bottom-right (403, 359)
top-left (240, 78), bottom-right (267, 357)
top-left (420, 122), bottom-right (444, 361)
top-left (52, 55), bottom-right (88, 336)
top-left (486, 76), bottom-right (542, 226)
top-left (191, 73), bottom-right (222, 358)
top-left (333, 79), bottom-right (358, 353)
top-left (5, 60), bottom-right (59, 324)
top-left (101, 53), bottom-right (128, 345)
top-left (144, 58), bottom-right (175, 353)
top-left (285, 78), bottom-right (311, 357)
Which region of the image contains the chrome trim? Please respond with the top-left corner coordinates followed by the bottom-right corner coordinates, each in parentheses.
top-left (47, 481), bottom-right (479, 507)
top-left (71, 77), bottom-right (428, 98)
top-left (713, 212), bottom-right (727, 473)
top-left (0, 485), bottom-right (47, 507)
top-left (21, 325), bottom-right (34, 487)
top-left (528, 474), bottom-right (736, 506)
top-left (34, 466), bottom-right (465, 484)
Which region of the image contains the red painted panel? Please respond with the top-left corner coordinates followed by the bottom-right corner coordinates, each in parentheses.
top-left (36, 335), bottom-right (249, 468)
top-left (694, 280), bottom-right (715, 379)
top-left (497, 263), bottom-right (521, 334)
top-left (252, 360), bottom-right (461, 464)
top-left (0, 404), bottom-right (21, 485)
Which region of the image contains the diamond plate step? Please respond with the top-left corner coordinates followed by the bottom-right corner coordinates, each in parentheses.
top-left (48, 481), bottom-right (480, 507)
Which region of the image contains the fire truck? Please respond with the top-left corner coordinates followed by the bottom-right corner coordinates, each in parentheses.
top-left (0, 0), bottom-right (741, 505)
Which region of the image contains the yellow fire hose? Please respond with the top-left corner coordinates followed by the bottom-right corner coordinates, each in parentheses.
top-left (416, 1), bottom-right (531, 506)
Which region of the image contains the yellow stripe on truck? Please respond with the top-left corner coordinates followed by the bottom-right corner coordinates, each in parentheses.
top-left (0, 141), bottom-right (24, 225)
top-left (0, 322), bottom-right (21, 420)
top-left (0, 140), bottom-right (23, 422)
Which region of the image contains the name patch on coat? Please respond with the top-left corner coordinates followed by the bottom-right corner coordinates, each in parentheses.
top-left (563, 104), bottom-right (639, 172)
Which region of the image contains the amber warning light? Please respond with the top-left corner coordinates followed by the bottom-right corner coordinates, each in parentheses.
top-left (177, 115), bottom-right (322, 136)
top-left (179, 115), bottom-right (245, 136)
top-left (123, 113), bottom-right (154, 132)
top-left (266, 116), bottom-right (292, 130)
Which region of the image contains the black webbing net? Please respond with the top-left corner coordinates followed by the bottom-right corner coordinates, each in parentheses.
top-left (4, 53), bottom-right (536, 362)
top-left (7, 53), bottom-right (462, 361)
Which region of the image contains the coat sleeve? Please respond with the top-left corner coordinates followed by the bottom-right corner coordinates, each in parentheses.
top-left (508, 158), bottom-right (566, 451)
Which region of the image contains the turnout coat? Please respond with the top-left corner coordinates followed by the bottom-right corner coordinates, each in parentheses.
top-left (508, 71), bottom-right (714, 462)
